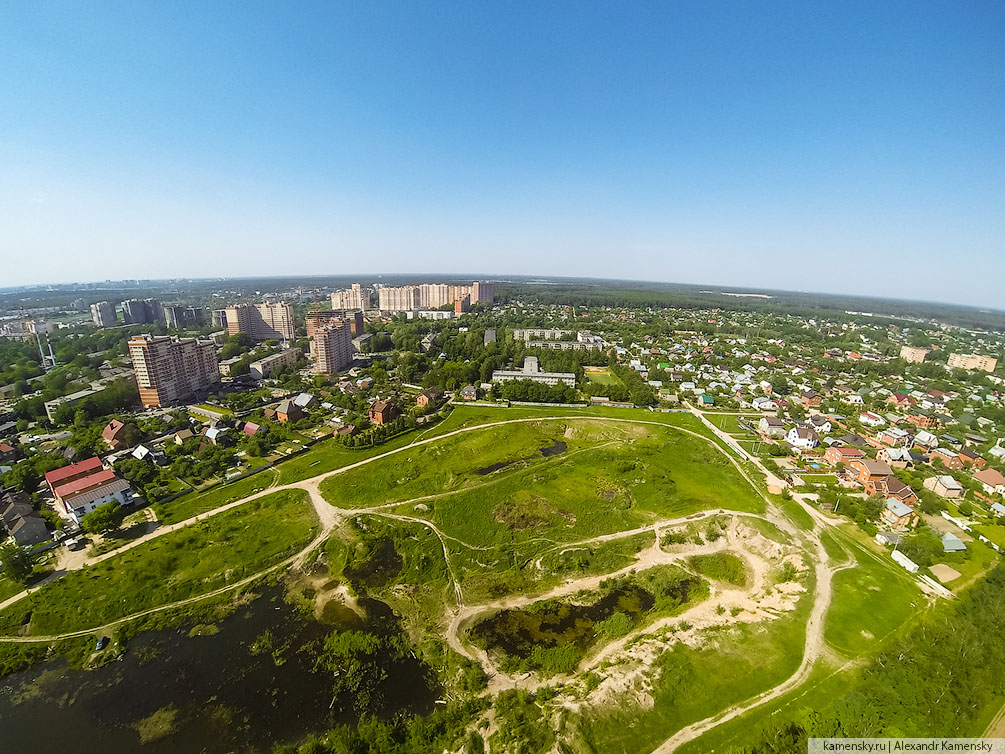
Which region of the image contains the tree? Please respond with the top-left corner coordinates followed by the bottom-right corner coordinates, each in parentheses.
top-left (80, 501), bottom-right (125, 534)
top-left (0, 542), bottom-right (33, 584)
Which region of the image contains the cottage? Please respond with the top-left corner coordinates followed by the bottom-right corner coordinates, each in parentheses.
top-left (941, 532), bottom-right (967, 553)
top-left (956, 448), bottom-right (987, 468)
top-left (368, 400), bottom-right (400, 425)
top-left (929, 447), bottom-right (964, 470)
top-left (275, 399), bottom-right (303, 423)
top-left (0, 442), bottom-right (18, 463)
top-left (850, 458), bottom-right (894, 485)
top-left (808, 414), bottom-right (832, 433)
top-left (787, 425), bottom-right (819, 450)
top-left (879, 447), bottom-right (913, 468)
top-left (416, 388), bottom-right (443, 409)
top-left (458, 385), bottom-right (478, 401)
top-left (878, 427), bottom-right (911, 447)
top-left (974, 468), bottom-right (1005, 497)
top-left (882, 498), bottom-right (917, 531)
top-left (101, 419), bottom-right (129, 450)
top-left (859, 412), bottom-right (886, 428)
top-left (913, 430), bottom-right (939, 449)
top-left (751, 396), bottom-right (776, 411)
top-left (758, 416), bottom-right (785, 437)
top-left (824, 446), bottom-right (864, 465)
top-left (293, 393), bottom-right (318, 411)
top-left (923, 475), bottom-right (963, 498)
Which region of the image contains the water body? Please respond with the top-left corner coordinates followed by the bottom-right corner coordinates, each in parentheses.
top-left (475, 460), bottom-right (514, 475)
top-left (539, 440), bottom-right (567, 457)
top-left (0, 586), bottom-right (436, 753)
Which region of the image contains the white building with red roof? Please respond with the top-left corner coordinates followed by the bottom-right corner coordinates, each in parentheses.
top-left (44, 457), bottom-right (134, 523)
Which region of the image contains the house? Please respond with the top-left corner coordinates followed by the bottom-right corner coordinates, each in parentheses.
top-left (174, 428), bottom-right (195, 445)
top-left (293, 392), bottom-right (317, 411)
top-left (824, 446), bottom-right (864, 466)
top-left (877, 427), bottom-right (911, 447)
top-left (242, 421), bottom-right (261, 436)
top-left (974, 468), bottom-right (1005, 497)
top-left (907, 412), bottom-right (940, 429)
top-left (751, 396), bottom-right (776, 411)
top-left (991, 502), bottom-right (1005, 517)
top-left (336, 424), bottom-right (358, 436)
top-left (859, 412), bottom-right (885, 428)
top-left (275, 400), bottom-right (303, 423)
top-left (416, 388), bottom-right (444, 409)
top-left (875, 531), bottom-right (904, 547)
top-left (800, 390), bottom-right (822, 408)
top-left (43, 457), bottom-right (134, 523)
top-left (0, 441), bottom-right (19, 463)
top-left (368, 400), bottom-right (400, 425)
top-left (787, 425), bottom-right (819, 450)
top-left (808, 414), bottom-right (832, 433)
top-left (458, 385), bottom-right (478, 401)
top-left (924, 475), bottom-right (963, 498)
top-left (878, 447), bottom-right (914, 468)
top-left (913, 430), bottom-right (939, 449)
top-left (201, 427), bottom-right (227, 446)
top-left (2, 492), bottom-right (50, 547)
top-left (941, 532), bottom-right (967, 553)
top-left (882, 498), bottom-right (917, 531)
top-left (759, 416), bottom-right (785, 437)
top-left (843, 394), bottom-right (865, 406)
top-left (850, 458), bottom-right (894, 486)
top-left (887, 393), bottom-right (915, 408)
top-left (929, 447), bottom-right (964, 470)
top-left (956, 448), bottom-right (987, 468)
top-left (700, 394), bottom-right (715, 406)
top-left (101, 419), bottom-right (129, 450)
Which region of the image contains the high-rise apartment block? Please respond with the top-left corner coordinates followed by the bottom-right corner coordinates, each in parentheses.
top-left (90, 301), bottom-right (118, 328)
top-left (899, 345), bottom-right (930, 364)
top-left (305, 309), bottom-right (364, 338)
top-left (376, 281), bottom-right (494, 312)
top-left (454, 294), bottom-right (471, 314)
top-left (128, 334), bottom-right (220, 407)
top-left (164, 305), bottom-right (206, 329)
top-left (121, 298), bottom-right (163, 325)
top-left (314, 321), bottom-right (354, 375)
top-left (331, 283), bottom-right (371, 311)
top-left (947, 353), bottom-right (998, 372)
top-left (225, 302), bottom-right (295, 341)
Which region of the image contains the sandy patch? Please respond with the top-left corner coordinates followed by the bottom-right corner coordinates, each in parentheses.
top-left (930, 564), bottom-right (961, 583)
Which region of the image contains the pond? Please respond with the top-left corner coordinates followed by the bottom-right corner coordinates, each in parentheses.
top-left (539, 440), bottom-right (567, 457)
top-left (0, 585), bottom-right (437, 753)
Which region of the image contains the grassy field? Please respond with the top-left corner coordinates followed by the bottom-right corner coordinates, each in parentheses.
top-left (320, 418), bottom-right (764, 602)
top-left (0, 489), bottom-right (318, 637)
top-left (152, 470), bottom-right (279, 524)
top-left (824, 548), bottom-right (921, 656)
top-left (584, 368), bottom-right (623, 386)
top-left (704, 414), bottom-right (761, 435)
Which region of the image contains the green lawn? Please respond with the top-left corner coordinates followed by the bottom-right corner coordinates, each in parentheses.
top-left (152, 471), bottom-right (277, 524)
top-left (585, 368), bottom-right (623, 386)
top-left (0, 489), bottom-right (318, 637)
top-left (704, 414), bottom-right (761, 435)
top-left (824, 549), bottom-right (921, 656)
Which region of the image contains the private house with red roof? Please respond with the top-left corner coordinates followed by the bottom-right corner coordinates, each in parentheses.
top-left (44, 457), bottom-right (134, 523)
top-left (101, 419), bottom-right (129, 450)
top-left (823, 446), bottom-right (864, 465)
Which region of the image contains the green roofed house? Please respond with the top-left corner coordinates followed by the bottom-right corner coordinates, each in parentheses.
top-left (658, 362), bottom-right (670, 370)
top-left (942, 532), bottom-right (967, 553)
top-left (700, 394), bottom-right (715, 405)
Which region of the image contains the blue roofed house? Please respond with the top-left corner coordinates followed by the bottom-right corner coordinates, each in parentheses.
top-left (882, 498), bottom-right (917, 530)
top-left (942, 532), bottom-right (967, 553)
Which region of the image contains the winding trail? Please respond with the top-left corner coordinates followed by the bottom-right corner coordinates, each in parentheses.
top-left (0, 409), bottom-right (889, 754)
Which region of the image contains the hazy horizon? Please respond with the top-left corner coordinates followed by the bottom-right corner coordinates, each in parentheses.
top-left (2, 2), bottom-right (1003, 307)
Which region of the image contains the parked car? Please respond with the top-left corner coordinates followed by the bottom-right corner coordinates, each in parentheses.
top-left (95, 636), bottom-right (109, 651)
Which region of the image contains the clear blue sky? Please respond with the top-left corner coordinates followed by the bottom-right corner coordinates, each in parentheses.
top-left (1, 1), bottom-right (1003, 306)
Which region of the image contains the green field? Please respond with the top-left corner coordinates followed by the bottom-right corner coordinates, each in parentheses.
top-left (0, 489), bottom-right (318, 636)
top-left (585, 368), bottom-right (623, 386)
top-left (824, 549), bottom-right (921, 656)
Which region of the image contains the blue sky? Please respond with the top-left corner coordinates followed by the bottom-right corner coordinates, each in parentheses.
top-left (1, 1), bottom-right (1003, 306)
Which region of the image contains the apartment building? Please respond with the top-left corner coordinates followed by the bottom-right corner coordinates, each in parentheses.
top-left (225, 302), bottom-right (295, 341)
top-left (164, 305), bottom-right (205, 329)
top-left (947, 353), bottom-right (998, 372)
top-left (314, 320), bottom-right (354, 375)
top-left (378, 285), bottom-right (421, 312)
top-left (331, 283), bottom-right (371, 311)
top-left (44, 457), bottom-right (135, 523)
top-left (899, 345), bottom-right (930, 363)
top-left (511, 328), bottom-right (571, 341)
top-left (305, 309), bottom-right (364, 338)
top-left (128, 334), bottom-right (220, 407)
top-left (249, 348), bottom-right (300, 380)
top-left (121, 298), bottom-right (163, 325)
top-left (90, 301), bottom-right (117, 328)
top-left (377, 281), bottom-right (494, 312)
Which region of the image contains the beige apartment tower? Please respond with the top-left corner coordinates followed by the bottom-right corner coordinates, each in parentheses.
top-left (377, 281), bottom-right (494, 312)
top-left (128, 334), bottom-right (220, 408)
top-left (331, 283), bottom-right (371, 311)
top-left (225, 302), bottom-right (295, 341)
top-left (314, 321), bottom-right (354, 375)
top-left (899, 345), bottom-right (930, 364)
top-left (947, 353), bottom-right (998, 372)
